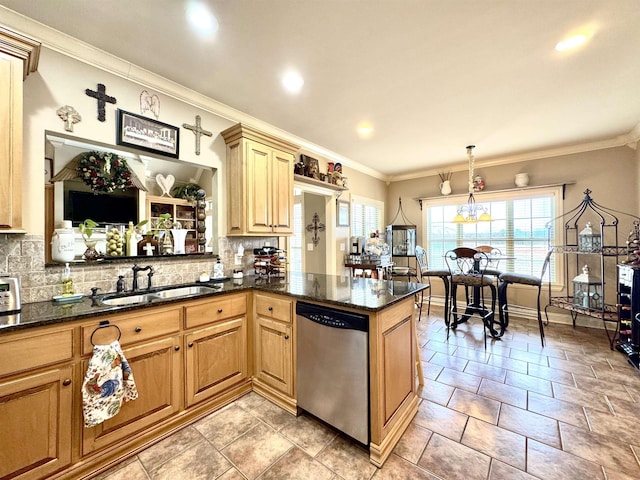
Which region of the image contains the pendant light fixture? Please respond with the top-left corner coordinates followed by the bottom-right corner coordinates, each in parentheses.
top-left (452, 145), bottom-right (492, 223)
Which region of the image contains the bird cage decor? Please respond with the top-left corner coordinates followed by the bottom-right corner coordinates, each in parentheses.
top-left (578, 222), bottom-right (602, 252)
top-left (386, 197), bottom-right (416, 257)
top-left (573, 265), bottom-right (603, 310)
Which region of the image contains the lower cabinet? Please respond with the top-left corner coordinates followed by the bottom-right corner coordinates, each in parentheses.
top-left (0, 365), bottom-right (73, 480)
top-left (253, 292), bottom-right (295, 413)
top-left (185, 317), bottom-right (248, 407)
top-left (254, 316), bottom-right (293, 396)
top-left (81, 336), bottom-right (183, 455)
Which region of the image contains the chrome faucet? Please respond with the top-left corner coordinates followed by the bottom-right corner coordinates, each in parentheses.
top-left (132, 264), bottom-right (154, 291)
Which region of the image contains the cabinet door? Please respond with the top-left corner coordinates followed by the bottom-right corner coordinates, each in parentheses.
top-left (185, 317), bottom-right (248, 407)
top-left (0, 365), bottom-right (73, 480)
top-left (82, 336), bottom-right (182, 454)
top-left (246, 140), bottom-right (273, 234)
top-left (270, 148), bottom-right (294, 234)
top-left (0, 51), bottom-right (23, 229)
top-left (254, 316), bottom-right (293, 396)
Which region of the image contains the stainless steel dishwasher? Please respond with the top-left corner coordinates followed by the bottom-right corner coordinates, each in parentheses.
top-left (296, 301), bottom-right (369, 444)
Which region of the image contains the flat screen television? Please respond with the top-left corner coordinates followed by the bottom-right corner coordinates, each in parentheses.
top-left (65, 190), bottom-right (139, 226)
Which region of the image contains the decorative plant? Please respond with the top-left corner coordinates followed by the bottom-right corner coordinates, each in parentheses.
top-left (438, 171), bottom-right (452, 182)
top-left (171, 183), bottom-right (202, 202)
top-left (78, 218), bottom-right (99, 241)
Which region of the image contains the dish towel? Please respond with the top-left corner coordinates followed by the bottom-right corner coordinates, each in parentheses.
top-left (82, 339), bottom-right (138, 428)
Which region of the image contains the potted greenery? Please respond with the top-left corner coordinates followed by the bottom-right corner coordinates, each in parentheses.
top-left (77, 218), bottom-right (101, 261)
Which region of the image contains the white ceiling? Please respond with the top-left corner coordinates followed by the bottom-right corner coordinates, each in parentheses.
top-left (2, 0), bottom-right (640, 179)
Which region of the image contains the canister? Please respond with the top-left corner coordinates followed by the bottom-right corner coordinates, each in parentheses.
top-left (51, 220), bottom-right (76, 263)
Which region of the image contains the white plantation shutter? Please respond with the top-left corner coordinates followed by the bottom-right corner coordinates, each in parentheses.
top-left (351, 195), bottom-right (384, 238)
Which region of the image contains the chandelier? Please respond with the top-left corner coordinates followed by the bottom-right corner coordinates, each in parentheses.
top-left (452, 145), bottom-right (492, 223)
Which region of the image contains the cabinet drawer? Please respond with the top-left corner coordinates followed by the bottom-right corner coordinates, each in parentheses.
top-left (184, 293), bottom-right (247, 329)
top-left (0, 327), bottom-right (74, 377)
top-left (82, 306), bottom-right (181, 354)
top-left (255, 293), bottom-right (292, 323)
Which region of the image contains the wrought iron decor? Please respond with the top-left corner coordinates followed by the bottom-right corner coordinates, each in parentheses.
top-left (306, 212), bottom-right (326, 246)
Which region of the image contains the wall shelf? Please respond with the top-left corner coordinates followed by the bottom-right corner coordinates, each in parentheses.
top-left (294, 174), bottom-right (348, 192)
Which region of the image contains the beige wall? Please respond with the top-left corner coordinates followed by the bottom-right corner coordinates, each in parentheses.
top-left (386, 146), bottom-right (639, 322)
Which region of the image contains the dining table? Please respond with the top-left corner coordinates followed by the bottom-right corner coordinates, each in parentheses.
top-left (451, 252), bottom-right (515, 338)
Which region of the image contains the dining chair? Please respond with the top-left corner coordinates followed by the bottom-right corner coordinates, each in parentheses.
top-left (497, 249), bottom-right (553, 347)
top-left (414, 245), bottom-right (450, 319)
top-left (445, 247), bottom-right (504, 346)
top-left (475, 245), bottom-right (503, 277)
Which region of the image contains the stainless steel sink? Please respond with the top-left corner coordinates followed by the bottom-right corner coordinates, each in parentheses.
top-left (101, 293), bottom-right (157, 306)
top-left (101, 285), bottom-right (217, 306)
top-left (151, 285), bottom-right (217, 299)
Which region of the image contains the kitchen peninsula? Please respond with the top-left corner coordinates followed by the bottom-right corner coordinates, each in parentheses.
top-left (0, 273), bottom-right (426, 479)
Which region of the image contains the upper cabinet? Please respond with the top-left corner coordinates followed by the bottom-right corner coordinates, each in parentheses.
top-left (0, 27), bottom-right (40, 231)
top-left (222, 124), bottom-right (299, 236)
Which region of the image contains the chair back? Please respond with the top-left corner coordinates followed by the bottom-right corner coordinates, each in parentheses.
top-left (539, 249), bottom-right (553, 281)
top-left (445, 247), bottom-right (489, 275)
top-left (476, 245), bottom-right (502, 268)
top-left (415, 245), bottom-right (428, 281)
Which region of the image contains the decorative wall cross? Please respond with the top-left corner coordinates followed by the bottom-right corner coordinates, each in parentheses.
top-left (85, 83), bottom-right (117, 122)
top-left (305, 212), bottom-right (326, 246)
top-left (183, 115), bottom-right (213, 155)
top-left (56, 105), bottom-right (81, 132)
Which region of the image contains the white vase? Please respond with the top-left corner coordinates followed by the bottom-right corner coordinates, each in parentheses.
top-left (171, 229), bottom-right (188, 254)
top-left (51, 222), bottom-right (76, 263)
top-left (440, 180), bottom-right (452, 196)
top-left (515, 173), bottom-right (529, 187)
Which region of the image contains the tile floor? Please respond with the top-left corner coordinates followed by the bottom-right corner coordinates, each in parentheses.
top-left (95, 308), bottom-right (640, 480)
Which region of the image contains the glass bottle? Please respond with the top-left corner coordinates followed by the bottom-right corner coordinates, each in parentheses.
top-left (62, 263), bottom-right (74, 296)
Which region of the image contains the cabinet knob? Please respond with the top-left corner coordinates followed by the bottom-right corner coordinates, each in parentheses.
top-left (174, 345), bottom-right (180, 351)
top-left (284, 335), bottom-right (289, 340)
top-left (188, 342), bottom-right (194, 348)
top-left (135, 327), bottom-right (142, 333)
top-left (217, 308), bottom-right (223, 313)
top-left (268, 306), bottom-right (273, 311)
top-left (63, 379), bottom-right (72, 386)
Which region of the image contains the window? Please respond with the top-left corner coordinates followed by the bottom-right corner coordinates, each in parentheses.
top-left (289, 189), bottom-right (303, 272)
top-left (351, 195), bottom-right (384, 238)
top-left (424, 186), bottom-right (561, 282)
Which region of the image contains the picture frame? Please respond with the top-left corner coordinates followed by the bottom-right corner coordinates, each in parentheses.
top-left (337, 199), bottom-right (350, 227)
top-left (116, 109), bottom-right (180, 158)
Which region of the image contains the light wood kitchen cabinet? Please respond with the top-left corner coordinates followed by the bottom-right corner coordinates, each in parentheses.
top-left (0, 324), bottom-right (74, 480)
top-left (81, 335), bottom-right (183, 455)
top-left (0, 365), bottom-right (74, 480)
top-left (0, 27), bottom-right (40, 231)
top-left (185, 317), bottom-right (248, 407)
top-left (221, 123), bottom-right (299, 236)
top-left (253, 293), bottom-right (295, 413)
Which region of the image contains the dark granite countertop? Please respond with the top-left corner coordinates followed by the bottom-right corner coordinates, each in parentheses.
top-left (1, 273), bottom-right (428, 333)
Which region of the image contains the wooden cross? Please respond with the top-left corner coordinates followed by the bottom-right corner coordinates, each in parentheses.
top-left (305, 212), bottom-right (326, 246)
top-left (85, 83), bottom-right (117, 122)
top-left (182, 115), bottom-right (213, 155)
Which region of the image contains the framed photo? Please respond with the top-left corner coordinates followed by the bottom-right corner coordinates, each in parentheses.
top-left (337, 199), bottom-right (350, 227)
top-left (116, 109), bottom-right (180, 158)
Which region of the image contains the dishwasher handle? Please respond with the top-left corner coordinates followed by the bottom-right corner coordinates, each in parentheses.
top-left (296, 302), bottom-right (368, 332)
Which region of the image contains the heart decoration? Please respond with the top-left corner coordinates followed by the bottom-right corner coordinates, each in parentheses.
top-left (156, 174), bottom-right (175, 197)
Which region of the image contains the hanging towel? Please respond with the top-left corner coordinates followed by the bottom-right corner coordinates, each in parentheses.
top-left (82, 339), bottom-right (138, 428)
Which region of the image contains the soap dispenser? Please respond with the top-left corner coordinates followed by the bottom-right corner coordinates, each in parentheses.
top-left (62, 263), bottom-right (74, 296)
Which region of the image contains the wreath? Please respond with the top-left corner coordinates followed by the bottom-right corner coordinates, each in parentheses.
top-left (77, 151), bottom-right (134, 193)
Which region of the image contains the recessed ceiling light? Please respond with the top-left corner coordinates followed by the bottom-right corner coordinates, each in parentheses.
top-left (186, 1), bottom-right (219, 35)
top-left (556, 33), bottom-right (587, 51)
top-left (357, 123), bottom-right (373, 137)
top-left (282, 71), bottom-right (304, 94)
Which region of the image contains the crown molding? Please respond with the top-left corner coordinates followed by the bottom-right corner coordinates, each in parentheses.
top-left (0, 6), bottom-right (634, 185)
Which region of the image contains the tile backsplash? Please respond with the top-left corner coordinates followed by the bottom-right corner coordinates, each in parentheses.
top-left (0, 234), bottom-right (278, 304)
